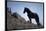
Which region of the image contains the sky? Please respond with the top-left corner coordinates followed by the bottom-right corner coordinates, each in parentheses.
top-left (7, 2), bottom-right (43, 25)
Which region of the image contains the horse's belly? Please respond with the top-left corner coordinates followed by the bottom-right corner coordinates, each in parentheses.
top-left (32, 13), bottom-right (37, 17)
top-left (27, 14), bottom-right (35, 18)
top-left (31, 15), bottom-right (35, 18)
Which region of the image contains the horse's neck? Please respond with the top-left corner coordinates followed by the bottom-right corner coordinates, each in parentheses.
top-left (27, 10), bottom-right (32, 14)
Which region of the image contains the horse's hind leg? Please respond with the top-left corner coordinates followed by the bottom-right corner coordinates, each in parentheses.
top-left (35, 17), bottom-right (41, 26)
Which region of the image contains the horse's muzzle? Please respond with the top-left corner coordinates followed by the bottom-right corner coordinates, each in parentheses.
top-left (23, 12), bottom-right (25, 13)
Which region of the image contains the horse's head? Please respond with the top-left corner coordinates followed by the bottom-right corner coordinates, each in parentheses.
top-left (23, 7), bottom-right (29, 13)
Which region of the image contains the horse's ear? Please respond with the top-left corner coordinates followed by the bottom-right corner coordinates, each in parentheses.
top-left (24, 7), bottom-right (27, 11)
top-left (24, 7), bottom-right (29, 11)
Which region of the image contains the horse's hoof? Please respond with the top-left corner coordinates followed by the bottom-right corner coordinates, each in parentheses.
top-left (30, 22), bottom-right (32, 24)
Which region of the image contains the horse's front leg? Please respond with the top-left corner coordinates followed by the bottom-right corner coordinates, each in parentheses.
top-left (29, 18), bottom-right (32, 23)
top-left (28, 15), bottom-right (32, 23)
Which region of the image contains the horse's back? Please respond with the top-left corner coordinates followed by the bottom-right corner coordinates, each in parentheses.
top-left (34, 13), bottom-right (39, 18)
top-left (27, 13), bottom-right (38, 18)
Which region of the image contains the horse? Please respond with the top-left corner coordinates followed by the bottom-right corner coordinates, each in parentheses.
top-left (23, 7), bottom-right (41, 26)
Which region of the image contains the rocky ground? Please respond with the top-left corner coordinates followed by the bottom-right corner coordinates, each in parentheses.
top-left (7, 9), bottom-right (44, 31)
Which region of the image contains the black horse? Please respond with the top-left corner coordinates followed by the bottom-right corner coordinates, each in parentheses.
top-left (23, 7), bottom-right (41, 26)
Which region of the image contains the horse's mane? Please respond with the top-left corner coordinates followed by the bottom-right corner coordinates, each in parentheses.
top-left (24, 7), bottom-right (32, 13)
